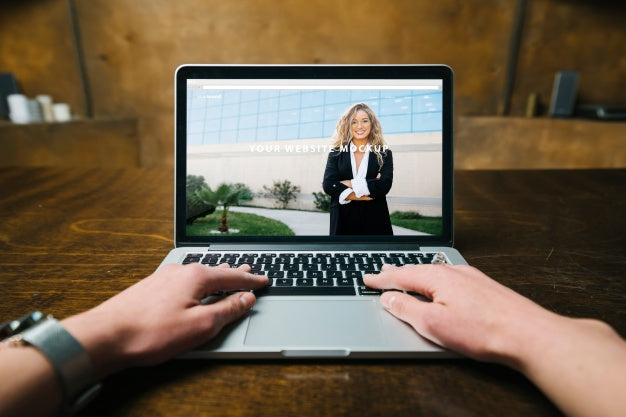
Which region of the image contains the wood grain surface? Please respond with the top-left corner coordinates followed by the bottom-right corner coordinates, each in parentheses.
top-left (1, 168), bottom-right (624, 417)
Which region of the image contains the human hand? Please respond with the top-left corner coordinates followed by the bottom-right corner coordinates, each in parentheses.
top-left (340, 180), bottom-right (352, 188)
top-left (62, 263), bottom-right (268, 378)
top-left (349, 195), bottom-right (374, 201)
top-left (363, 264), bottom-right (555, 367)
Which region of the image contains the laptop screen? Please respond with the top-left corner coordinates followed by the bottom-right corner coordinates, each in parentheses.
top-left (175, 66), bottom-right (453, 246)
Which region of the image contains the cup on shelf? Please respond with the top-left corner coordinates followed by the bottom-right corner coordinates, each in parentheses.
top-left (7, 94), bottom-right (31, 124)
top-left (52, 103), bottom-right (71, 122)
top-left (36, 95), bottom-right (55, 122)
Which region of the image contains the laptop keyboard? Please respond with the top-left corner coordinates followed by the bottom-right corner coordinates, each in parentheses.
top-left (181, 251), bottom-right (447, 296)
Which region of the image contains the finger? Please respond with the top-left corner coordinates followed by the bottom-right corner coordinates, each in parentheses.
top-left (195, 292), bottom-right (256, 340)
top-left (217, 262), bottom-right (251, 272)
top-left (380, 291), bottom-right (445, 346)
top-left (201, 266), bottom-right (268, 294)
top-left (364, 264), bottom-right (445, 297)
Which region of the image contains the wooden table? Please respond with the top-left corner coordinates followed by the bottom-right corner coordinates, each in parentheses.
top-left (1, 168), bottom-right (624, 417)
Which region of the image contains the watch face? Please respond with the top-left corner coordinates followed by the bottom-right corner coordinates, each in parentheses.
top-left (0, 311), bottom-right (45, 340)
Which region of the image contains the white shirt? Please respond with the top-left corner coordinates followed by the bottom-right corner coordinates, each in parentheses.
top-left (339, 143), bottom-right (371, 205)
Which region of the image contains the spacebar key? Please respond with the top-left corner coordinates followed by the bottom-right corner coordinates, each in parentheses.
top-left (258, 286), bottom-right (356, 296)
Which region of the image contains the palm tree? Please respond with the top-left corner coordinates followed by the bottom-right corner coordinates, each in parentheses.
top-left (195, 183), bottom-right (245, 233)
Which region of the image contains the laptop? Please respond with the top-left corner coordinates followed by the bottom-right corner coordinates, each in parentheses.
top-left (158, 64), bottom-right (467, 358)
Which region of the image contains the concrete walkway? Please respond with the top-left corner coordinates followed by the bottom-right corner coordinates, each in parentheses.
top-left (230, 206), bottom-right (428, 236)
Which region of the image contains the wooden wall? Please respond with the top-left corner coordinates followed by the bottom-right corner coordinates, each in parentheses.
top-left (1, 0), bottom-right (624, 167)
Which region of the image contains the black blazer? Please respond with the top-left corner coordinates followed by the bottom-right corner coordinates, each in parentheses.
top-left (322, 149), bottom-right (394, 235)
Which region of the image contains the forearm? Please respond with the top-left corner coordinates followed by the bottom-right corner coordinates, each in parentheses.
top-left (506, 313), bottom-right (626, 417)
top-left (0, 346), bottom-right (62, 417)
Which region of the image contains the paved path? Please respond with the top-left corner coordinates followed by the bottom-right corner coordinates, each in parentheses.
top-left (230, 206), bottom-right (428, 236)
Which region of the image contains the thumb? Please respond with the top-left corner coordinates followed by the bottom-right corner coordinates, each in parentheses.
top-left (380, 291), bottom-right (442, 345)
top-left (202, 292), bottom-right (256, 340)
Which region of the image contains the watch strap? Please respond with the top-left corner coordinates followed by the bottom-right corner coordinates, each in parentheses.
top-left (20, 317), bottom-right (99, 414)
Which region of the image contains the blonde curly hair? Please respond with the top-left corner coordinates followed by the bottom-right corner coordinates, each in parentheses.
top-left (331, 103), bottom-right (388, 168)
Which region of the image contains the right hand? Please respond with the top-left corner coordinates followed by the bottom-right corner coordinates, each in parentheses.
top-left (363, 264), bottom-right (555, 366)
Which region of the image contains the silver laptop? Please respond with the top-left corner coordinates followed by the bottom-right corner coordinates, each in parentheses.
top-left (159, 64), bottom-right (467, 358)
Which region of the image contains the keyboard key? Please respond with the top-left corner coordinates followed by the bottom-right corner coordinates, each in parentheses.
top-left (268, 271), bottom-right (285, 278)
top-left (359, 286), bottom-right (382, 295)
top-left (359, 264), bottom-right (377, 272)
top-left (219, 257), bottom-right (237, 264)
top-left (296, 278), bottom-right (314, 286)
top-left (256, 286), bottom-right (356, 296)
top-left (337, 278), bottom-right (355, 286)
top-left (201, 257), bottom-right (219, 265)
top-left (287, 271), bottom-right (304, 279)
top-left (316, 278), bottom-right (334, 286)
top-left (305, 271), bottom-right (324, 278)
top-left (345, 271), bottom-right (363, 279)
top-left (326, 271), bottom-right (342, 279)
top-left (276, 278), bottom-right (293, 286)
top-left (284, 263), bottom-right (300, 271)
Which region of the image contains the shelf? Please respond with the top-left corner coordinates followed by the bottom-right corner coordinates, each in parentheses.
top-left (455, 116), bottom-right (626, 169)
top-left (0, 118), bottom-right (139, 167)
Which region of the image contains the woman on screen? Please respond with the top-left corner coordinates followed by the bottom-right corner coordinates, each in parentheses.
top-left (322, 103), bottom-right (393, 235)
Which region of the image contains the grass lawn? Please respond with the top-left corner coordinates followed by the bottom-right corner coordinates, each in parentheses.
top-left (390, 211), bottom-right (442, 235)
top-left (187, 211), bottom-right (294, 236)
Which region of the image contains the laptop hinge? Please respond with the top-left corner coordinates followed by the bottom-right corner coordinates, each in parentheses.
top-left (180, 243), bottom-right (423, 251)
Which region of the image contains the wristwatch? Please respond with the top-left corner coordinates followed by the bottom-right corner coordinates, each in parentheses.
top-left (0, 311), bottom-right (102, 416)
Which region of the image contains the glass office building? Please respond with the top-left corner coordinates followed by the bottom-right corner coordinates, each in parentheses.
top-left (187, 89), bottom-right (442, 146)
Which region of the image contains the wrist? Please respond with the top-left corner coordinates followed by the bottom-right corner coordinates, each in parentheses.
top-left (485, 302), bottom-right (563, 371)
top-left (62, 308), bottom-right (130, 380)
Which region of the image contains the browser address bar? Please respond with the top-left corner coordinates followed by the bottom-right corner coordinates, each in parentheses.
top-left (201, 85), bottom-right (440, 90)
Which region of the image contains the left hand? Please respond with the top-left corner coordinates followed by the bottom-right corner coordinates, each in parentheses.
top-left (62, 263), bottom-right (268, 378)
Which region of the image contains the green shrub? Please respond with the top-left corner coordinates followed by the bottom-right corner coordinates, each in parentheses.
top-left (391, 211), bottom-right (424, 220)
top-left (262, 180), bottom-right (301, 209)
top-left (186, 175), bottom-right (215, 224)
top-left (230, 182), bottom-right (254, 203)
top-left (312, 191), bottom-right (331, 212)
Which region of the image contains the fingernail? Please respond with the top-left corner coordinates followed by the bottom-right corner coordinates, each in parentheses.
top-left (239, 292), bottom-right (255, 309)
top-left (381, 293), bottom-right (395, 310)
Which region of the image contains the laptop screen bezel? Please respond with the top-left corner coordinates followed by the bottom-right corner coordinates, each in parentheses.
top-left (175, 65), bottom-right (454, 247)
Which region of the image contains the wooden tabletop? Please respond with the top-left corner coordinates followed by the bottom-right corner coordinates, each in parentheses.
top-left (1, 168), bottom-right (624, 417)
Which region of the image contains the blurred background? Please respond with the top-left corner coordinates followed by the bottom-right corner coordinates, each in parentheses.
top-left (0, 0), bottom-right (624, 169)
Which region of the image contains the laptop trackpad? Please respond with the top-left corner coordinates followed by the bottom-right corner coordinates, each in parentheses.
top-left (244, 299), bottom-right (386, 346)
